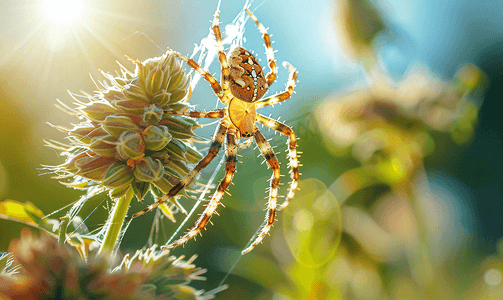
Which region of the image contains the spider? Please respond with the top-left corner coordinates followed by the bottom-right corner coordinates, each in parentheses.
top-left (133, 9), bottom-right (299, 254)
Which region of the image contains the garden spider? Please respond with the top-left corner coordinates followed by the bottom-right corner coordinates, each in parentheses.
top-left (133, 9), bottom-right (299, 254)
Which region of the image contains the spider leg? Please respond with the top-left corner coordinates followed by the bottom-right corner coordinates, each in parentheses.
top-left (133, 122), bottom-right (229, 218)
top-left (164, 109), bottom-right (225, 119)
top-left (211, 10), bottom-right (231, 91)
top-left (168, 49), bottom-right (228, 104)
top-left (254, 62), bottom-right (298, 109)
top-left (256, 114), bottom-right (299, 210)
top-left (237, 138), bottom-right (253, 150)
top-left (246, 9), bottom-right (277, 87)
top-left (241, 126), bottom-right (280, 254)
top-left (163, 129), bottom-right (238, 249)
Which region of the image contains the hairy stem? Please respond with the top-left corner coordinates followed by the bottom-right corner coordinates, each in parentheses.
top-left (98, 187), bottom-right (134, 256)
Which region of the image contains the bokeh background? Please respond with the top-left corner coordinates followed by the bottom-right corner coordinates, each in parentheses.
top-left (1, 0), bottom-right (503, 299)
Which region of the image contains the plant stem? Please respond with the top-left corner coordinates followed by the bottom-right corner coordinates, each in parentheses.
top-left (58, 215), bottom-right (70, 244)
top-left (98, 187), bottom-right (134, 256)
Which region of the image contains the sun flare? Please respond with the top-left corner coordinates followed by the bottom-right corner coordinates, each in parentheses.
top-left (41, 0), bottom-right (85, 25)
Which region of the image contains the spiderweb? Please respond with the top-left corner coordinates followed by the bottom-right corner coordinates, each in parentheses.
top-left (161, 0), bottom-right (253, 243)
top-left (52, 0), bottom-right (262, 293)
top-left (159, 0), bottom-right (268, 293)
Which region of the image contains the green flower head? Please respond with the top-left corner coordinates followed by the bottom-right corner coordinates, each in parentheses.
top-left (46, 51), bottom-right (203, 207)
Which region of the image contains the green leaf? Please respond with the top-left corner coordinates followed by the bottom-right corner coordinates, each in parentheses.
top-left (0, 200), bottom-right (45, 223)
top-left (25, 209), bottom-right (55, 232)
top-left (0, 200), bottom-right (59, 235)
top-left (132, 181), bottom-right (151, 202)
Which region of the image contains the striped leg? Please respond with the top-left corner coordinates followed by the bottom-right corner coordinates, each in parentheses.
top-left (256, 114), bottom-right (299, 210)
top-left (163, 130), bottom-right (238, 249)
top-left (133, 122), bottom-right (228, 218)
top-left (168, 49), bottom-right (226, 103)
top-left (211, 10), bottom-right (230, 90)
top-left (255, 62), bottom-right (297, 109)
top-left (242, 127), bottom-right (280, 254)
top-left (237, 138), bottom-right (253, 149)
top-left (246, 9), bottom-right (277, 86)
top-left (164, 109), bottom-right (225, 119)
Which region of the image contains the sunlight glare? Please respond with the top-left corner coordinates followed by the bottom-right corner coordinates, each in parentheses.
top-left (41, 0), bottom-right (85, 25)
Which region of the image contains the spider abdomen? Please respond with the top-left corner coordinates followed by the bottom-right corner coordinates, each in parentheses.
top-left (228, 98), bottom-right (256, 138)
top-left (227, 46), bottom-right (269, 102)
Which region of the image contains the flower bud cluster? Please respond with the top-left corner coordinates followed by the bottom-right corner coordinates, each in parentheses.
top-left (0, 231), bottom-right (217, 299)
top-left (47, 51), bottom-right (202, 204)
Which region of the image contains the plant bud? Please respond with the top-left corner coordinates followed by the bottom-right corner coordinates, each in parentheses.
top-left (65, 126), bottom-right (98, 145)
top-left (185, 145), bottom-right (203, 164)
top-left (102, 115), bottom-right (141, 138)
top-left (132, 181), bottom-right (150, 202)
top-left (109, 184), bottom-right (131, 199)
top-left (123, 81), bottom-right (149, 103)
top-left (112, 99), bottom-right (150, 115)
top-left (48, 49), bottom-right (202, 205)
top-left (143, 125), bottom-right (172, 151)
top-left (140, 51), bottom-right (190, 106)
top-left (75, 154), bottom-right (116, 181)
top-left (89, 135), bottom-right (117, 157)
top-left (133, 157), bottom-right (164, 182)
top-left (152, 177), bottom-right (175, 196)
top-left (101, 163), bottom-right (134, 188)
top-left (116, 132), bottom-right (145, 160)
top-left (159, 115), bottom-right (197, 140)
top-left (167, 69), bottom-right (188, 95)
top-left (101, 87), bottom-right (124, 102)
top-left (79, 101), bottom-right (117, 122)
top-left (142, 104), bottom-right (164, 125)
top-left (164, 139), bottom-right (187, 160)
top-left (151, 91), bottom-right (171, 106)
top-left (165, 160), bottom-right (189, 177)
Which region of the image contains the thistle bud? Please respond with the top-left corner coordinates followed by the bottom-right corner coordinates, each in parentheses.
top-left (133, 157), bottom-right (164, 182)
top-left (164, 139), bottom-right (187, 160)
top-left (48, 49), bottom-right (202, 211)
top-left (151, 176), bottom-right (175, 195)
top-left (122, 80), bottom-right (150, 103)
top-left (89, 135), bottom-right (117, 157)
top-left (101, 87), bottom-right (124, 102)
top-left (74, 154), bottom-right (116, 181)
top-left (185, 145), bottom-right (204, 164)
top-left (132, 181), bottom-right (150, 202)
top-left (138, 51), bottom-right (190, 106)
top-left (142, 104), bottom-right (164, 125)
top-left (101, 163), bottom-right (134, 189)
top-left (112, 99), bottom-right (150, 115)
top-left (143, 125), bottom-right (171, 151)
top-left (159, 114), bottom-right (197, 139)
top-left (79, 101), bottom-right (117, 122)
top-left (116, 132), bottom-right (145, 160)
top-left (69, 126), bottom-right (108, 142)
top-left (0, 232), bottom-right (217, 299)
top-left (102, 115), bottom-right (142, 139)
top-left (166, 69), bottom-right (190, 103)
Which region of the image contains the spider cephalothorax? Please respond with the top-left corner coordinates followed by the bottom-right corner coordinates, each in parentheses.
top-left (133, 9), bottom-right (299, 254)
